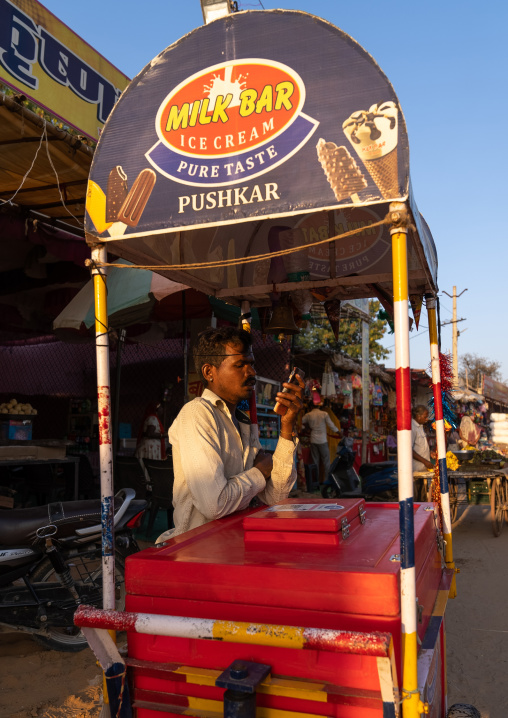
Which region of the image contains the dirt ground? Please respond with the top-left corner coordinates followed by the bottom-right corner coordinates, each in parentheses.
top-left (1, 502), bottom-right (506, 718)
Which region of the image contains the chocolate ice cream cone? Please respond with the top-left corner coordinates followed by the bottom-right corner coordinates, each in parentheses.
top-left (362, 147), bottom-right (399, 199)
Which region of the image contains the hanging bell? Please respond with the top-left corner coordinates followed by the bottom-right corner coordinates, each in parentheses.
top-left (265, 304), bottom-right (300, 335)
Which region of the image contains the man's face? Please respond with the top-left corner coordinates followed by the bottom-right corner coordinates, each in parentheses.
top-left (416, 411), bottom-right (429, 425)
top-left (204, 342), bottom-right (256, 406)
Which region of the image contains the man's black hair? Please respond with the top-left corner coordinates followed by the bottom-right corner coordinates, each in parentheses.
top-left (193, 327), bottom-right (253, 384)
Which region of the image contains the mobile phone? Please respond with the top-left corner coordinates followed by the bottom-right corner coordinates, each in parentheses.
top-left (273, 367), bottom-right (305, 416)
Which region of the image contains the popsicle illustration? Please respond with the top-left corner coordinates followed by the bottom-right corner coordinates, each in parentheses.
top-left (105, 165), bottom-right (128, 223)
top-left (342, 101), bottom-right (399, 199)
top-left (117, 168), bottom-right (157, 227)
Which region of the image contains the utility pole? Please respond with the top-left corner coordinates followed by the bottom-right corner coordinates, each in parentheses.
top-left (442, 286), bottom-right (468, 386)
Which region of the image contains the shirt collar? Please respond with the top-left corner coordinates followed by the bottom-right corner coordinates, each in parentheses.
top-left (201, 388), bottom-right (251, 425)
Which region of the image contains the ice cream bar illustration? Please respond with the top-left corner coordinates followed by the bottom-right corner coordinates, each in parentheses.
top-left (106, 166), bottom-right (128, 222)
top-left (316, 139), bottom-right (367, 202)
top-left (342, 101), bottom-right (399, 199)
top-left (117, 168), bottom-right (156, 227)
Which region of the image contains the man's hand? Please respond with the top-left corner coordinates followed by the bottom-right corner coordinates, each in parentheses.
top-left (254, 450), bottom-right (273, 479)
top-left (413, 450), bottom-right (435, 471)
top-left (278, 374), bottom-right (305, 439)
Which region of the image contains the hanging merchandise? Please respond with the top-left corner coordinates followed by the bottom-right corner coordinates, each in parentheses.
top-left (342, 379), bottom-right (353, 410)
top-left (321, 362), bottom-right (336, 398)
top-left (351, 374), bottom-right (362, 389)
top-left (372, 383), bottom-right (383, 406)
top-left (388, 388), bottom-right (397, 409)
top-left (427, 352), bottom-right (458, 428)
top-left (324, 298), bottom-right (341, 341)
top-left (311, 379), bottom-right (322, 405)
top-left (409, 295), bottom-right (424, 330)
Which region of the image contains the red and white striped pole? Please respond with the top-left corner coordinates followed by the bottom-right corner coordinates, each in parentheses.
top-left (390, 203), bottom-right (419, 717)
top-left (426, 294), bottom-right (457, 598)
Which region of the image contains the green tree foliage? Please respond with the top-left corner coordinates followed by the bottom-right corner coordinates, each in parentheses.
top-left (294, 300), bottom-right (389, 361)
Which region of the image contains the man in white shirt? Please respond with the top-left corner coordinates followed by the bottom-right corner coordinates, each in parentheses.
top-left (412, 404), bottom-right (434, 500)
top-left (301, 404), bottom-right (340, 481)
top-left (156, 326), bottom-right (303, 541)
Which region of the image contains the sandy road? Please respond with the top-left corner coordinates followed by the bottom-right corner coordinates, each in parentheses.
top-left (446, 503), bottom-right (508, 718)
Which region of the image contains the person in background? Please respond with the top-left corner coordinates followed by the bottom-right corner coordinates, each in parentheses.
top-left (135, 402), bottom-right (166, 462)
top-left (156, 326), bottom-right (303, 542)
top-left (412, 404), bottom-right (434, 500)
top-left (301, 401), bottom-right (341, 482)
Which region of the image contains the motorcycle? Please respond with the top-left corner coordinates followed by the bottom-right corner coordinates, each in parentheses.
top-left (0, 487), bottom-right (146, 652)
top-left (321, 438), bottom-right (398, 500)
top-left (320, 438), bottom-right (361, 499)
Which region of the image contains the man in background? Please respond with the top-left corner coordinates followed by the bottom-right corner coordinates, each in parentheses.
top-left (412, 404), bottom-right (435, 500)
top-left (301, 402), bottom-right (341, 482)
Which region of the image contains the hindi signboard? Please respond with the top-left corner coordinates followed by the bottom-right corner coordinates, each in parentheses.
top-left (0, 0), bottom-right (129, 140)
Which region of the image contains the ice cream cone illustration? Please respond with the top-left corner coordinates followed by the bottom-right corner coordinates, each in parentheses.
top-left (342, 101), bottom-right (399, 199)
top-left (316, 139), bottom-right (367, 203)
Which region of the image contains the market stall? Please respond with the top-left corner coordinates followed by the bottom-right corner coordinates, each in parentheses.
top-left (76, 8), bottom-right (476, 717)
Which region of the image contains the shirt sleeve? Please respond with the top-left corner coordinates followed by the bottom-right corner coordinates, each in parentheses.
top-left (325, 414), bottom-right (339, 432)
top-left (257, 436), bottom-right (297, 506)
top-left (175, 402), bottom-right (266, 522)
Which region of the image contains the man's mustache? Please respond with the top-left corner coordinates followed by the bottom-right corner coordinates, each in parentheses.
top-left (244, 378), bottom-right (257, 387)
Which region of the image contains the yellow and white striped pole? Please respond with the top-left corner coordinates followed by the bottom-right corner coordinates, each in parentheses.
top-left (426, 294), bottom-right (457, 598)
top-left (390, 203), bottom-right (420, 718)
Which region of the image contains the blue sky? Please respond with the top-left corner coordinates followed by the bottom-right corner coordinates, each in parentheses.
top-left (42, 0), bottom-right (508, 381)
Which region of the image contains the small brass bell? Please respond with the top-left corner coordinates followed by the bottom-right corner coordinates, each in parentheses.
top-left (266, 305), bottom-right (300, 335)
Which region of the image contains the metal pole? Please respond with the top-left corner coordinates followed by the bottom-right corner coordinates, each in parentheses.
top-left (390, 203), bottom-right (419, 718)
top-left (112, 328), bottom-right (126, 458)
top-left (361, 318), bottom-right (370, 465)
top-left (452, 286), bottom-right (458, 386)
top-left (90, 245), bottom-right (115, 611)
top-left (426, 295), bottom-right (457, 598)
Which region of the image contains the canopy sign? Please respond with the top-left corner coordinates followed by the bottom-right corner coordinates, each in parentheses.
top-left (0, 0), bottom-right (129, 140)
top-left (86, 10), bottom-right (409, 241)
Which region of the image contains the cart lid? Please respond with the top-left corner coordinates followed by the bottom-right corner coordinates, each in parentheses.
top-left (85, 10), bottom-right (437, 304)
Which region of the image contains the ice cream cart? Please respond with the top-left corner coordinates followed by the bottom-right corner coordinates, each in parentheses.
top-left (75, 7), bottom-right (479, 717)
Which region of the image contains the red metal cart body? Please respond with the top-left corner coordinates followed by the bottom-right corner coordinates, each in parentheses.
top-left (121, 499), bottom-right (449, 717)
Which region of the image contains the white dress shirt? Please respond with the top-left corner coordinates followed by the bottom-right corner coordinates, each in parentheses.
top-left (156, 388), bottom-right (297, 542)
top-left (412, 418), bottom-right (430, 472)
top-left (302, 408), bottom-right (339, 444)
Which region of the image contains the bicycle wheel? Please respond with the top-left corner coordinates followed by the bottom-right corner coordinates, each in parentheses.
top-left (490, 477), bottom-right (505, 537)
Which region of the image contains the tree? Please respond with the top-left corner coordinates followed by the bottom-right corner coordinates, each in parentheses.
top-left (459, 353), bottom-right (503, 389)
top-left (294, 299), bottom-right (389, 362)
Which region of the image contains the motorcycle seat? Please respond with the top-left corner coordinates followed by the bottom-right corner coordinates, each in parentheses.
top-left (0, 498), bottom-right (121, 545)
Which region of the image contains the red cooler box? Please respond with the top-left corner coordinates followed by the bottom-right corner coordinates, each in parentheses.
top-left (125, 499), bottom-right (448, 717)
